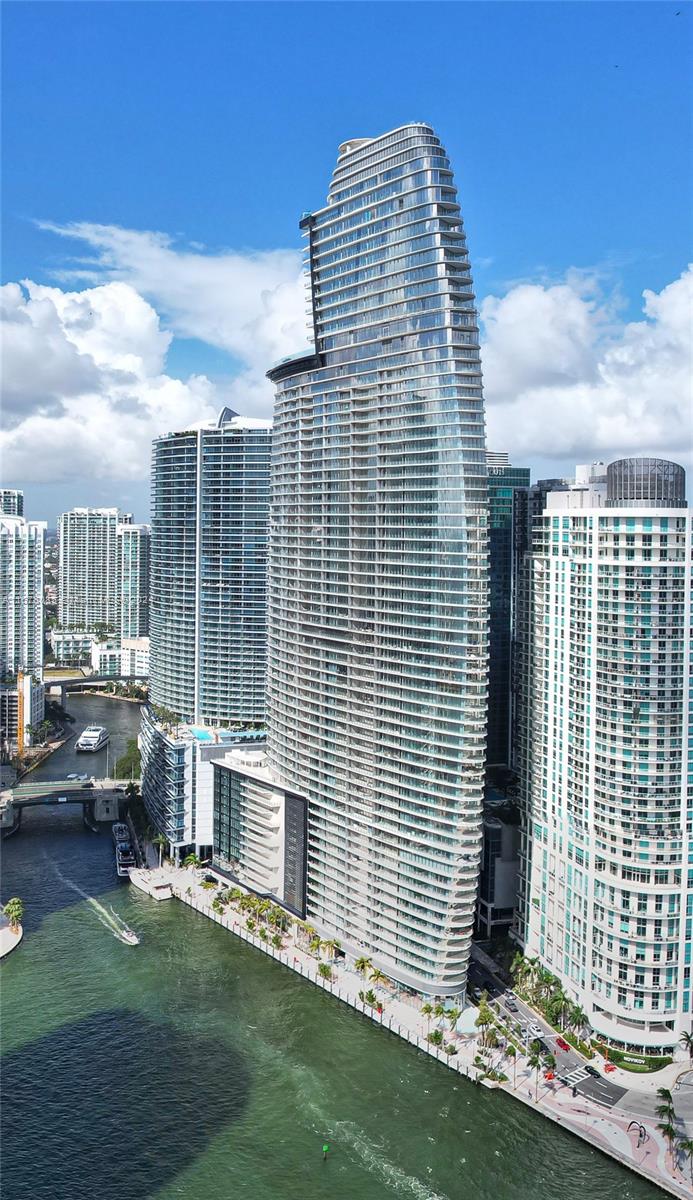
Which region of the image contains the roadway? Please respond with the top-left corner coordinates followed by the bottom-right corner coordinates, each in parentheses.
top-left (467, 956), bottom-right (629, 1108)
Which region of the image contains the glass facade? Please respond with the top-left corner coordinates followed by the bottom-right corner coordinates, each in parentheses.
top-left (265, 125), bottom-right (488, 996)
top-left (58, 507), bottom-right (125, 630)
top-left (514, 462), bottom-right (692, 1055)
top-left (117, 523), bottom-right (150, 639)
top-left (486, 455), bottom-right (530, 766)
top-left (148, 409), bottom-right (272, 725)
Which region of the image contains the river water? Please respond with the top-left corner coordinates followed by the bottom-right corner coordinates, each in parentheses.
top-left (1, 697), bottom-right (659, 1200)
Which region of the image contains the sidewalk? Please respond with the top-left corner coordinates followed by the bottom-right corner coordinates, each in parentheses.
top-left (147, 863), bottom-right (691, 1198)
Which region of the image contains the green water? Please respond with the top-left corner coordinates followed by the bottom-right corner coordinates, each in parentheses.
top-left (1, 706), bottom-right (660, 1199)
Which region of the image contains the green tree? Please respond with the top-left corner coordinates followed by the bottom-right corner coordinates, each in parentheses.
top-left (658, 1121), bottom-right (677, 1161)
top-left (152, 832), bottom-right (167, 868)
top-left (318, 962), bottom-right (332, 981)
top-left (355, 956), bottom-right (372, 976)
top-left (679, 1031), bottom-right (693, 1061)
top-left (115, 737), bottom-right (141, 780)
top-left (309, 933), bottom-right (322, 955)
top-left (528, 1051), bottom-right (542, 1102)
top-left (3, 897), bottom-right (23, 931)
top-left (322, 938), bottom-right (341, 960)
top-left (369, 968), bottom-right (387, 987)
top-left (506, 1043), bottom-right (517, 1089)
top-left (271, 933), bottom-right (282, 950)
top-left (421, 1001), bottom-right (433, 1031)
top-left (364, 989), bottom-right (377, 1006)
top-left (246, 918), bottom-right (256, 932)
top-left (446, 1006), bottom-right (461, 1034)
top-left (183, 853), bottom-right (201, 869)
top-left (427, 1029), bottom-right (444, 1047)
top-left (677, 1137), bottom-right (693, 1186)
top-left (445, 1043), bottom-right (458, 1056)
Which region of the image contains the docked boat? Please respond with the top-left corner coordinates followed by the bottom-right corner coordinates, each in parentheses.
top-left (129, 868), bottom-right (173, 902)
top-left (116, 842), bottom-right (136, 877)
top-left (75, 725), bottom-right (109, 752)
top-left (112, 822), bottom-right (130, 845)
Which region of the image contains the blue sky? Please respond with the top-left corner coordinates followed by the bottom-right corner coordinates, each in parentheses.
top-left (2, 1), bottom-right (691, 522)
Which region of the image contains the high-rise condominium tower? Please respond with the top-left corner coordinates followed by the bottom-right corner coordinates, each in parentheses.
top-left (0, 514), bottom-right (46, 746)
top-left (58, 507), bottom-right (129, 630)
top-left (118, 522), bottom-right (150, 639)
top-left (141, 409), bottom-right (271, 850)
top-left (486, 452), bottom-right (530, 767)
top-left (514, 458), bottom-right (691, 1057)
top-left (245, 125), bottom-right (487, 996)
top-left (0, 490), bottom-right (24, 517)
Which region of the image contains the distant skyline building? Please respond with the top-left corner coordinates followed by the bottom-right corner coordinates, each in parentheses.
top-left (141, 409), bottom-right (272, 852)
top-left (486, 451), bottom-right (530, 767)
top-left (514, 457), bottom-right (692, 1057)
top-left (0, 489), bottom-right (24, 517)
top-left (0, 513), bottom-right (46, 748)
top-left (118, 522), bottom-right (150, 640)
top-left (58, 507), bottom-right (129, 631)
top-left (217, 125), bottom-right (488, 995)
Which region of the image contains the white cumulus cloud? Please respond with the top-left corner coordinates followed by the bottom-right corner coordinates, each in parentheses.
top-left (482, 265), bottom-right (693, 467)
top-left (2, 218), bottom-right (690, 497)
top-left (0, 279), bottom-right (219, 483)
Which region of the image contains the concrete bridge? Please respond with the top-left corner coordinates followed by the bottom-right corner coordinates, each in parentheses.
top-left (0, 778), bottom-right (132, 837)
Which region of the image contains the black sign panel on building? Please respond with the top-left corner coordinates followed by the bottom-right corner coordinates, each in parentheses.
top-left (283, 791), bottom-right (307, 918)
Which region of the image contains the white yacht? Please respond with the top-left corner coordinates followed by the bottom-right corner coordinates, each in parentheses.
top-left (75, 725), bottom-right (109, 753)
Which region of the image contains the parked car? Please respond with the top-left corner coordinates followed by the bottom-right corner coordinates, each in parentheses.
top-left (528, 1023), bottom-right (543, 1038)
top-left (556, 1037), bottom-right (570, 1052)
top-left (585, 1064), bottom-right (601, 1078)
top-left (506, 999), bottom-right (519, 1013)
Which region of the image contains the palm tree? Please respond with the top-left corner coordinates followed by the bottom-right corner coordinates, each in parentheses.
top-left (421, 1001), bottom-right (433, 1031)
top-left (434, 1002), bottom-right (446, 1021)
top-left (506, 1044), bottom-right (517, 1089)
top-left (677, 1137), bottom-right (693, 1186)
top-left (3, 897), bottom-right (23, 932)
top-left (475, 1005), bottom-right (493, 1048)
top-left (271, 933), bottom-right (282, 950)
top-left (528, 1051), bottom-right (542, 1102)
top-left (354, 956), bottom-right (372, 976)
top-left (680, 1031), bottom-right (693, 1061)
top-left (322, 938), bottom-right (341, 960)
top-left (658, 1121), bottom-right (677, 1163)
top-left (309, 933), bottom-right (322, 955)
top-left (364, 989), bottom-right (377, 1007)
top-left (152, 832), bottom-right (167, 868)
top-left (571, 1005), bottom-right (587, 1038)
top-left (318, 962), bottom-right (332, 981)
top-left (183, 853), bottom-right (201, 869)
top-left (369, 968), bottom-right (387, 987)
top-left (446, 1006), bottom-right (461, 1035)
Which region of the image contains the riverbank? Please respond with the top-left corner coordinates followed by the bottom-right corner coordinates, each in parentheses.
top-left (154, 862), bottom-right (689, 1198)
top-left (16, 731), bottom-right (75, 781)
top-left (75, 691), bottom-right (145, 704)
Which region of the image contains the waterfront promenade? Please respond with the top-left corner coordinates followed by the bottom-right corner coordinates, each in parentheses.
top-left (151, 861), bottom-right (691, 1198)
top-left (0, 914), bottom-right (23, 959)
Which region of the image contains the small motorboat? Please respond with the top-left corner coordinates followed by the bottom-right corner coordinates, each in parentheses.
top-left (120, 927), bottom-right (140, 946)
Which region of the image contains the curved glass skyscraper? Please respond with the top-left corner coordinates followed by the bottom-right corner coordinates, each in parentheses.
top-left (264, 125), bottom-right (488, 995)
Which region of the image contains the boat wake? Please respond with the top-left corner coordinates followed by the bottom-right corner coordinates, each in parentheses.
top-left (46, 857), bottom-right (140, 945)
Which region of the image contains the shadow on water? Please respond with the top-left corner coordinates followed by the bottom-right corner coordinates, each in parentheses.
top-left (1, 1009), bottom-right (251, 1200)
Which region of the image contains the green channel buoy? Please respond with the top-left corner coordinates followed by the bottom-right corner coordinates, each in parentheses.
top-left (322, 1143), bottom-right (330, 1160)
